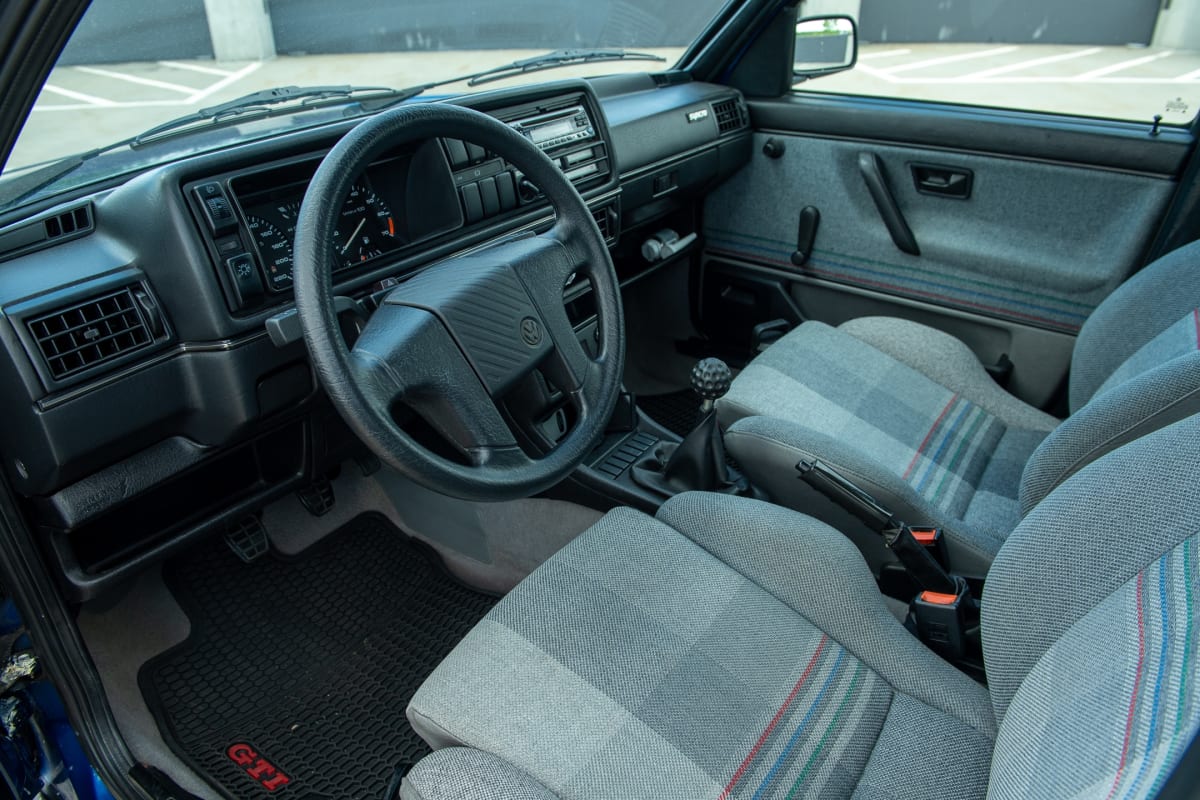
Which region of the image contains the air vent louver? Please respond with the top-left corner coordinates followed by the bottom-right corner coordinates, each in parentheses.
top-left (27, 287), bottom-right (151, 380)
top-left (44, 206), bottom-right (92, 240)
top-left (713, 98), bottom-right (747, 134)
top-left (591, 205), bottom-right (616, 244)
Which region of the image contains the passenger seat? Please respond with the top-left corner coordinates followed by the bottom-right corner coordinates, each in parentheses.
top-left (718, 239), bottom-right (1200, 577)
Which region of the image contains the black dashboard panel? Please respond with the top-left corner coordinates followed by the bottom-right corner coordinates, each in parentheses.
top-left (0, 75), bottom-right (751, 597)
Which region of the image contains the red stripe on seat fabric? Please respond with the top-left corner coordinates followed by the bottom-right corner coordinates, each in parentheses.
top-left (718, 635), bottom-right (830, 800)
top-left (1105, 572), bottom-right (1147, 800)
top-left (902, 395), bottom-right (959, 481)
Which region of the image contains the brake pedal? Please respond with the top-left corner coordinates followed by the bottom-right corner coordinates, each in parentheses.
top-left (297, 478), bottom-right (335, 516)
top-left (225, 515), bottom-right (269, 563)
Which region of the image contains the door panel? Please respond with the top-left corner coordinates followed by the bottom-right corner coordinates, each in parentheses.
top-left (704, 132), bottom-right (1173, 334)
top-left (699, 118), bottom-right (1181, 405)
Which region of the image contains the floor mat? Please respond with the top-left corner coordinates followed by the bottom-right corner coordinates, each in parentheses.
top-left (139, 513), bottom-right (496, 800)
top-left (638, 390), bottom-right (698, 437)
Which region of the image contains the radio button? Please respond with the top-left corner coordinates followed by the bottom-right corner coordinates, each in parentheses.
top-left (465, 143), bottom-right (487, 164)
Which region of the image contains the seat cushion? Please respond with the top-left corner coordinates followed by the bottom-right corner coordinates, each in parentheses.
top-left (408, 494), bottom-right (994, 800)
top-left (718, 321), bottom-right (1052, 569)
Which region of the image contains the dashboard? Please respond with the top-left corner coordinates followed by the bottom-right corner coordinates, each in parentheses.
top-left (0, 76), bottom-right (752, 598)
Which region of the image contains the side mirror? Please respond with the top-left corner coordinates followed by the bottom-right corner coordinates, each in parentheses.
top-left (793, 15), bottom-right (857, 81)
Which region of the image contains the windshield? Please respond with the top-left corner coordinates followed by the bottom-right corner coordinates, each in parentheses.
top-left (2, 0), bottom-right (731, 198)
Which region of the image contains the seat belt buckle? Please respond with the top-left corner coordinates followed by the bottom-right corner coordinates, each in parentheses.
top-left (908, 525), bottom-right (948, 568)
top-left (912, 581), bottom-right (970, 661)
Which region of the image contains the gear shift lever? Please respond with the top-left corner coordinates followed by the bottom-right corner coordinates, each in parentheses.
top-left (658, 358), bottom-right (734, 492)
top-left (691, 357), bottom-right (733, 414)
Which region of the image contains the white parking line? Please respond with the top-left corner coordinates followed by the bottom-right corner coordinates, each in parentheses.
top-left (962, 47), bottom-right (1102, 79)
top-left (158, 60), bottom-right (235, 77)
top-left (186, 62), bottom-right (262, 103)
top-left (858, 49), bottom-right (912, 61)
top-left (74, 65), bottom-right (195, 94)
top-left (41, 84), bottom-right (116, 106)
top-left (1176, 66), bottom-right (1200, 81)
top-left (1073, 50), bottom-right (1174, 80)
top-left (32, 61), bottom-right (262, 112)
top-left (884, 46), bottom-right (1020, 74)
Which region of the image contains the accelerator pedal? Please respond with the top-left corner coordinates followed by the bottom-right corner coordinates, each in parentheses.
top-left (297, 478), bottom-right (336, 516)
top-left (224, 515), bottom-right (269, 563)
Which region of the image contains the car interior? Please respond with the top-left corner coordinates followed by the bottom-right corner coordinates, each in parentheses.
top-left (0, 0), bottom-right (1199, 798)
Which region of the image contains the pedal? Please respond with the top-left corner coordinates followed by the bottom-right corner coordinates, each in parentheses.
top-left (297, 478), bottom-right (335, 516)
top-left (224, 515), bottom-right (269, 563)
top-left (354, 451), bottom-right (381, 477)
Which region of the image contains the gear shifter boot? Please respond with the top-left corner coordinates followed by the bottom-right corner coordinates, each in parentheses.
top-left (661, 407), bottom-right (726, 491)
top-left (633, 358), bottom-right (740, 495)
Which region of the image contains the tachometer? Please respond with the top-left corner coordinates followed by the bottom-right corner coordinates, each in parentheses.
top-left (332, 181), bottom-right (398, 269)
top-left (246, 215), bottom-right (294, 289)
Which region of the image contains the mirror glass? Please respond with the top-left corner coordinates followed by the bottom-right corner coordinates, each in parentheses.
top-left (794, 16), bottom-right (856, 75)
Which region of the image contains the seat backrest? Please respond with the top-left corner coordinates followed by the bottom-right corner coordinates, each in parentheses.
top-left (983, 414), bottom-right (1200, 798)
top-left (1070, 239), bottom-right (1200, 414)
top-left (1018, 351), bottom-right (1200, 514)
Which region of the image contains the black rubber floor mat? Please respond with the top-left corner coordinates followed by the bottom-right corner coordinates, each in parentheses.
top-left (639, 390), bottom-right (698, 437)
top-left (139, 513), bottom-right (496, 800)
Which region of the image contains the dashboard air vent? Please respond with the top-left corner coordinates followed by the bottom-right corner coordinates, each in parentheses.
top-left (591, 204), bottom-right (617, 245)
top-left (713, 98), bottom-right (747, 134)
top-left (27, 287), bottom-right (151, 379)
top-left (45, 206), bottom-right (92, 240)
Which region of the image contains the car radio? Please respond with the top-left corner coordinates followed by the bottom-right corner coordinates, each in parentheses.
top-left (510, 105), bottom-right (595, 151)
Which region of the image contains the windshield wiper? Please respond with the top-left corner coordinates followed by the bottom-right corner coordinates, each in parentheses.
top-left (0, 85), bottom-right (420, 208)
top-left (462, 48), bottom-right (666, 86)
top-left (132, 84), bottom-right (418, 144)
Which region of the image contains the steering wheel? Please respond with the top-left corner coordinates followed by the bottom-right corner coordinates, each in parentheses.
top-left (293, 104), bottom-right (624, 501)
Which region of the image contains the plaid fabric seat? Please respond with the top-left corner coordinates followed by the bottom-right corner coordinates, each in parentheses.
top-left (403, 417), bottom-right (1200, 799)
top-left (716, 240), bottom-right (1200, 576)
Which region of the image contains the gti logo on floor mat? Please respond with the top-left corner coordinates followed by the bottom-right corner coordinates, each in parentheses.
top-left (227, 742), bottom-right (291, 792)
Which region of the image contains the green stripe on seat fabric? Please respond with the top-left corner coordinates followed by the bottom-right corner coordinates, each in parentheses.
top-left (784, 661), bottom-right (866, 800)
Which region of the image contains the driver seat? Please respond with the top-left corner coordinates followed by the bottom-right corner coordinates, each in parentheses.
top-left (400, 415), bottom-right (1200, 799)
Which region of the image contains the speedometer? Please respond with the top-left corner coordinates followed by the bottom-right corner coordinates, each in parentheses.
top-left (246, 215), bottom-right (294, 289)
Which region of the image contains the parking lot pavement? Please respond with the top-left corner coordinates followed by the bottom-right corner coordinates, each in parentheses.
top-left (810, 43), bottom-right (1200, 126)
top-left (7, 43), bottom-right (1200, 173)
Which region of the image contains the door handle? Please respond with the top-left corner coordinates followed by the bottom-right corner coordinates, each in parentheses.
top-left (911, 163), bottom-right (973, 199)
top-left (858, 152), bottom-right (920, 256)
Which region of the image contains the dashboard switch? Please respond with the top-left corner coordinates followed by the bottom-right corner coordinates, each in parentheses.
top-left (445, 139), bottom-right (469, 168)
top-left (225, 253), bottom-right (264, 307)
top-left (194, 182), bottom-right (237, 236)
top-left (496, 172), bottom-right (517, 211)
top-left (461, 183), bottom-right (483, 223)
top-left (479, 176), bottom-right (500, 217)
top-left (465, 142), bottom-right (487, 164)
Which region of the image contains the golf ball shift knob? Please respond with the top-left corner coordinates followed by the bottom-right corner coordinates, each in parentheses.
top-left (691, 357), bottom-right (732, 401)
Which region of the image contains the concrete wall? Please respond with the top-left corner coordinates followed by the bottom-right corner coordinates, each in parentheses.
top-left (1152, 0), bottom-right (1200, 49)
top-left (856, 0), bottom-right (1161, 46)
top-left (58, 0), bottom-right (213, 65)
top-left (57, 0), bottom-right (724, 64)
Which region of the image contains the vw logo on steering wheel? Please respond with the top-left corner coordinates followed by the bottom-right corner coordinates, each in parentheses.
top-left (520, 316), bottom-right (543, 347)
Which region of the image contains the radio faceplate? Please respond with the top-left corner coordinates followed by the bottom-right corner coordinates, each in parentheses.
top-left (511, 105), bottom-right (596, 151)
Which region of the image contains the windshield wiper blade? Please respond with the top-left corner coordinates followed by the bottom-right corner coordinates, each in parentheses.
top-left (464, 48), bottom-right (666, 87)
top-left (131, 84), bottom-right (416, 145)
